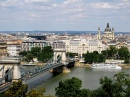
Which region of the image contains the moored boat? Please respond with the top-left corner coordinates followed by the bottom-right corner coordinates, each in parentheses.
top-left (91, 62), bottom-right (122, 69)
top-left (23, 62), bottom-right (36, 66)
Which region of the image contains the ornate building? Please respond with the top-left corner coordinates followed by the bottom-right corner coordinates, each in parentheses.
top-left (97, 23), bottom-right (115, 41)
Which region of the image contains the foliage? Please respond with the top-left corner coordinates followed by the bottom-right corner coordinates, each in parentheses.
top-left (4, 80), bottom-right (28, 97)
top-left (19, 50), bottom-right (27, 57)
top-left (25, 53), bottom-right (33, 62)
top-left (83, 51), bottom-right (105, 64)
top-left (124, 58), bottom-right (129, 64)
top-left (109, 46), bottom-right (117, 59)
top-left (102, 46), bottom-right (130, 60)
top-left (55, 77), bottom-right (82, 97)
top-left (30, 47), bottom-right (41, 57)
top-left (4, 80), bottom-right (53, 97)
top-left (80, 89), bottom-right (91, 97)
top-left (55, 72), bottom-right (130, 97)
top-left (27, 89), bottom-right (54, 97)
top-left (38, 46), bottom-right (53, 62)
top-left (19, 46), bottom-right (53, 62)
top-left (92, 72), bottom-right (130, 97)
top-left (118, 46), bottom-right (129, 59)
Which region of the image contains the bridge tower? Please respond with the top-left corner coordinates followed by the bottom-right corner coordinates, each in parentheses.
top-left (0, 57), bottom-right (21, 82)
top-left (53, 48), bottom-right (68, 65)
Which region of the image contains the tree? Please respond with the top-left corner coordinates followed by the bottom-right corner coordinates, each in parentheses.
top-left (55, 77), bottom-right (82, 97)
top-left (118, 46), bottom-right (129, 59)
top-left (38, 46), bottom-right (53, 62)
top-left (101, 50), bottom-right (109, 59)
top-left (80, 89), bottom-right (91, 97)
top-left (109, 46), bottom-right (117, 59)
top-left (19, 50), bottom-right (27, 57)
top-left (4, 80), bottom-right (28, 97)
top-left (91, 72), bottom-right (130, 97)
top-left (30, 47), bottom-right (41, 57)
top-left (83, 51), bottom-right (105, 63)
top-left (25, 53), bottom-right (33, 62)
top-left (124, 58), bottom-right (129, 64)
top-left (98, 54), bottom-right (105, 63)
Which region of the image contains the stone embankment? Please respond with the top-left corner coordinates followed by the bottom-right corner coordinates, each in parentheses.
top-left (21, 62), bottom-right (130, 69)
top-left (119, 64), bottom-right (130, 69)
top-left (75, 62), bottom-right (90, 67)
top-left (75, 62), bottom-right (130, 69)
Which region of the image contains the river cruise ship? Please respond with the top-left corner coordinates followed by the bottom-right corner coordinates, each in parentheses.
top-left (91, 62), bottom-right (122, 69)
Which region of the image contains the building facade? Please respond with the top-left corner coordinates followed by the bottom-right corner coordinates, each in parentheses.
top-left (0, 41), bottom-right (7, 58)
top-left (7, 40), bottom-right (22, 57)
top-left (64, 39), bottom-right (107, 55)
top-left (97, 23), bottom-right (115, 41)
top-left (21, 40), bottom-right (65, 51)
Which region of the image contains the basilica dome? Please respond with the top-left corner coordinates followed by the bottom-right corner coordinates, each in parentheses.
top-left (105, 23), bottom-right (111, 32)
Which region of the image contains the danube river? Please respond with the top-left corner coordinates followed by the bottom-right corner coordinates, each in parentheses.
top-left (32, 66), bottom-right (130, 96)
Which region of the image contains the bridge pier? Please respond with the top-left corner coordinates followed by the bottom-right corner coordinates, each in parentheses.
top-left (52, 65), bottom-right (64, 73)
top-left (0, 57), bottom-right (21, 82)
top-left (67, 61), bottom-right (75, 68)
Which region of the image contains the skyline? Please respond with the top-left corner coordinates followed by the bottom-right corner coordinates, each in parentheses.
top-left (0, 0), bottom-right (130, 32)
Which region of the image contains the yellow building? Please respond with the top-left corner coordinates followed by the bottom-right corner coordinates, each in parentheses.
top-left (0, 41), bottom-right (7, 58)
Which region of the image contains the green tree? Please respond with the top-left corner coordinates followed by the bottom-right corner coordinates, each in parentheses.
top-left (118, 46), bottom-right (129, 59)
top-left (101, 50), bottom-right (109, 59)
top-left (80, 89), bottom-right (91, 97)
top-left (92, 72), bottom-right (130, 97)
top-left (38, 46), bottom-right (53, 62)
top-left (109, 46), bottom-right (117, 59)
top-left (19, 50), bottom-right (27, 57)
top-left (98, 54), bottom-right (105, 63)
top-left (124, 58), bottom-right (129, 64)
top-left (4, 80), bottom-right (28, 97)
top-left (84, 51), bottom-right (105, 63)
top-left (55, 77), bottom-right (82, 97)
top-left (30, 47), bottom-right (41, 57)
top-left (4, 80), bottom-right (53, 97)
top-left (25, 53), bottom-right (33, 62)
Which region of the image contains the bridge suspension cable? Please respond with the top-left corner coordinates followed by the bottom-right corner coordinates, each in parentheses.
top-left (0, 66), bottom-right (4, 71)
top-left (21, 52), bottom-right (64, 81)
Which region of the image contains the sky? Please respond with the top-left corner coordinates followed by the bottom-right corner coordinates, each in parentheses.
top-left (0, 0), bottom-right (130, 32)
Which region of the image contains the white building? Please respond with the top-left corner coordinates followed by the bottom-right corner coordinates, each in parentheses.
top-left (7, 40), bottom-right (22, 57)
top-left (64, 39), bottom-right (107, 55)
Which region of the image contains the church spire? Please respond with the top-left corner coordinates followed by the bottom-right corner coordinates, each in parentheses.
top-left (97, 27), bottom-right (101, 40)
top-left (107, 23), bottom-right (109, 27)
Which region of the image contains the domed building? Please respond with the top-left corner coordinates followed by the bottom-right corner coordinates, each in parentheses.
top-left (97, 23), bottom-right (115, 41)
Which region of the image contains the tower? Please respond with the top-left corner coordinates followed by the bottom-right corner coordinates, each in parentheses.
top-left (97, 27), bottom-right (101, 40)
top-left (112, 27), bottom-right (115, 39)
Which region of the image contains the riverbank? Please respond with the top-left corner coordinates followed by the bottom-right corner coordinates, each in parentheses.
top-left (75, 62), bottom-right (130, 69)
top-left (21, 61), bottom-right (130, 69)
top-left (119, 64), bottom-right (130, 69)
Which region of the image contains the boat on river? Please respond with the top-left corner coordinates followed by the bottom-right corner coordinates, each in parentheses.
top-left (91, 62), bottom-right (122, 69)
top-left (23, 62), bottom-right (36, 66)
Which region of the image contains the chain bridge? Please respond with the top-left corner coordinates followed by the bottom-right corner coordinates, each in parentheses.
top-left (0, 48), bottom-right (75, 93)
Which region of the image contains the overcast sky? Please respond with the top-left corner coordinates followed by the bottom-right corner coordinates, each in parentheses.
top-left (0, 0), bottom-right (130, 32)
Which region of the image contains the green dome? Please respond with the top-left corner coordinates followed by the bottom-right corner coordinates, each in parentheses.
top-left (105, 23), bottom-right (111, 32)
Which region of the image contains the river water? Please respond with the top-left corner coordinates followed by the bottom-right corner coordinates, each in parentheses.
top-left (31, 66), bottom-right (130, 96)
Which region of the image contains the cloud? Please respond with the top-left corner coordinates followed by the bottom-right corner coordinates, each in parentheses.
top-left (63, 0), bottom-right (83, 5)
top-left (0, 0), bottom-right (130, 31)
top-left (25, 0), bottom-right (48, 3)
top-left (91, 2), bottom-right (119, 9)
